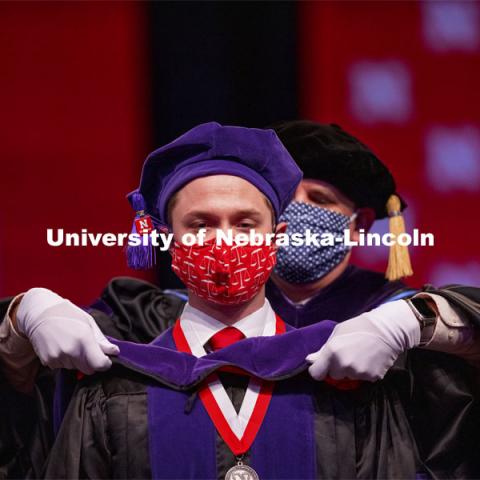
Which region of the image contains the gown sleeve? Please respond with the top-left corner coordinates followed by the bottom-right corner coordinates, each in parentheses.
top-left (421, 284), bottom-right (480, 328)
top-left (407, 347), bottom-right (480, 478)
top-left (42, 380), bottom-right (111, 479)
top-left (0, 296), bottom-right (54, 479)
top-left (0, 277), bottom-right (184, 478)
top-left (88, 276), bottom-right (186, 342)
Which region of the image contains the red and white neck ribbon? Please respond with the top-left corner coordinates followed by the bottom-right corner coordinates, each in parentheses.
top-left (173, 315), bottom-right (286, 456)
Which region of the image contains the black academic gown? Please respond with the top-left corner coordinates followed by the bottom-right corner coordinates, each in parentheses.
top-left (41, 315), bottom-right (480, 479)
top-left (266, 265), bottom-right (412, 327)
top-left (1, 275), bottom-right (480, 478)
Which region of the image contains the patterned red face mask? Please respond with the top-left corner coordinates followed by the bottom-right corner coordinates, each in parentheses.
top-left (171, 239), bottom-right (277, 305)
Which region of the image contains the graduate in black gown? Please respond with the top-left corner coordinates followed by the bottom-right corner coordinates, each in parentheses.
top-left (1, 122), bottom-right (480, 478)
top-left (45, 123), bottom-right (480, 479)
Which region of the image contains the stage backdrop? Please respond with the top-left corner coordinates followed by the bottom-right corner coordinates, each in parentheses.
top-left (0, 2), bottom-right (297, 304)
top-left (1, 2), bottom-right (479, 305)
top-left (299, 1), bottom-right (480, 287)
top-left (0, 2), bottom-right (151, 304)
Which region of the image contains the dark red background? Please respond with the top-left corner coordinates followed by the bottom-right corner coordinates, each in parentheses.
top-left (299, 2), bottom-right (480, 289)
top-left (1, 2), bottom-right (479, 305)
top-left (0, 3), bottom-right (150, 304)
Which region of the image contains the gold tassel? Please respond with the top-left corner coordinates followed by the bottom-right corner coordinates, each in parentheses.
top-left (385, 194), bottom-right (413, 281)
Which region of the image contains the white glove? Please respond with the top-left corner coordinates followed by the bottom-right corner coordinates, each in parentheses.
top-left (306, 300), bottom-right (421, 382)
top-left (16, 288), bottom-right (119, 374)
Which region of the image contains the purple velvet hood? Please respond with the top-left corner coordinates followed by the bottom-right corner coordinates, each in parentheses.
top-left (109, 320), bottom-right (337, 389)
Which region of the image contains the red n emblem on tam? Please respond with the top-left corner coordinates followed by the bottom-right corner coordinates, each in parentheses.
top-left (135, 215), bottom-right (153, 234)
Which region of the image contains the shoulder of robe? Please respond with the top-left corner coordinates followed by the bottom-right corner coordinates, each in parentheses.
top-left (346, 266), bottom-right (413, 308)
top-left (422, 284), bottom-right (480, 329)
top-left (0, 296), bottom-right (15, 320)
top-left (349, 265), bottom-right (406, 291)
top-left (88, 276), bottom-right (187, 342)
top-left (79, 362), bottom-right (152, 399)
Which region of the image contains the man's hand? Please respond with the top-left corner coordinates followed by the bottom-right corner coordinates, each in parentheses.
top-left (15, 288), bottom-right (119, 374)
top-left (306, 300), bottom-right (421, 382)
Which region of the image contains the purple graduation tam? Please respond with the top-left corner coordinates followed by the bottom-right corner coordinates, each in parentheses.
top-left (126, 122), bottom-right (302, 269)
top-left (129, 122), bottom-right (302, 224)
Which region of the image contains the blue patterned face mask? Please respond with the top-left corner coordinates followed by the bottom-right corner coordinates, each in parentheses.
top-left (275, 201), bottom-right (356, 284)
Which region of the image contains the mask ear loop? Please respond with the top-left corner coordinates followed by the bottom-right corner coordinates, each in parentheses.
top-left (271, 217), bottom-right (288, 250)
top-left (160, 225), bottom-right (177, 255)
top-left (344, 212), bottom-right (359, 252)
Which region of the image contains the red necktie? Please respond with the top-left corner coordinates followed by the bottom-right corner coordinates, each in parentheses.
top-left (209, 327), bottom-right (245, 351)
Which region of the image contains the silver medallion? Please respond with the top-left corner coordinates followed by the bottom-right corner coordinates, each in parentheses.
top-left (225, 462), bottom-right (260, 480)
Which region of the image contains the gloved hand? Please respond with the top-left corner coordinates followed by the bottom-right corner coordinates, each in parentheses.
top-left (306, 300), bottom-right (421, 382)
top-left (15, 288), bottom-right (119, 374)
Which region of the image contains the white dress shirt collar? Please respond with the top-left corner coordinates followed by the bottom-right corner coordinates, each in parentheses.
top-left (180, 299), bottom-right (276, 358)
